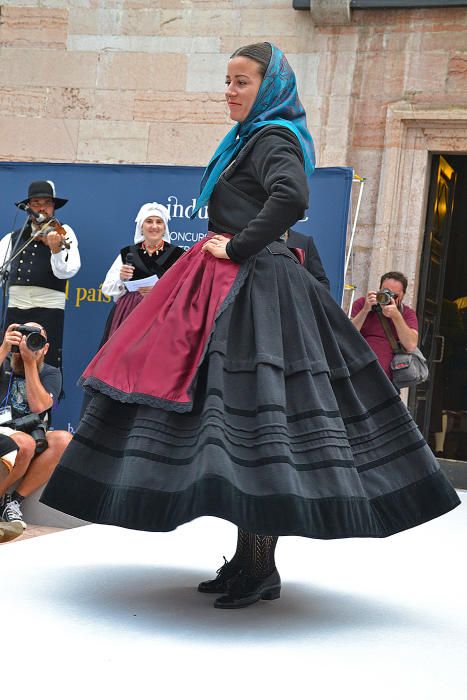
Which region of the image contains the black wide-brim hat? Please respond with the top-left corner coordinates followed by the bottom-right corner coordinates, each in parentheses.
top-left (15, 180), bottom-right (68, 210)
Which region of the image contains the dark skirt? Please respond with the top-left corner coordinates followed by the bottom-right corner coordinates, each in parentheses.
top-left (99, 291), bottom-right (143, 347)
top-left (80, 292), bottom-right (143, 418)
top-left (41, 240), bottom-right (460, 539)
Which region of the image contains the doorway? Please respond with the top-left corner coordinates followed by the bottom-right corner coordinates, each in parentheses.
top-left (410, 154), bottom-right (467, 487)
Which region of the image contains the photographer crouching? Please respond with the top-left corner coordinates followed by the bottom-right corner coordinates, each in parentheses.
top-left (0, 322), bottom-right (72, 541)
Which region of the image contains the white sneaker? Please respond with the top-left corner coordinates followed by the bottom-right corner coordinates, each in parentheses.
top-left (0, 495), bottom-right (26, 530)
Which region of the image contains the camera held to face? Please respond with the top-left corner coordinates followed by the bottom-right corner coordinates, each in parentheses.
top-left (11, 325), bottom-right (47, 354)
top-left (372, 288), bottom-right (398, 312)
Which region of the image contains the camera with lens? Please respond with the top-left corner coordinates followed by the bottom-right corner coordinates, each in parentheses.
top-left (372, 288), bottom-right (398, 312)
top-left (11, 324), bottom-right (47, 353)
top-left (3, 413), bottom-right (48, 455)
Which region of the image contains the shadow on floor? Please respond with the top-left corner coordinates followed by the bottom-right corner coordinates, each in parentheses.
top-left (36, 562), bottom-right (429, 642)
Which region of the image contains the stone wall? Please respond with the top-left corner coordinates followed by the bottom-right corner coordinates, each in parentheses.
top-left (0, 1), bottom-right (466, 298)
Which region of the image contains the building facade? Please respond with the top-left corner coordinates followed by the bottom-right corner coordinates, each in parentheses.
top-left (1, 0), bottom-right (466, 470)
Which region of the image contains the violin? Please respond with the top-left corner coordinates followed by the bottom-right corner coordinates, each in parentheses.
top-left (35, 217), bottom-right (71, 250)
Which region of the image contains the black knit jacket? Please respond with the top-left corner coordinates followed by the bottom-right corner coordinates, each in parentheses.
top-left (208, 126), bottom-right (309, 263)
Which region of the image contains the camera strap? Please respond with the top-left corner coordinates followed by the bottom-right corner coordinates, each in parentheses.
top-left (0, 363), bottom-right (13, 409)
top-left (376, 311), bottom-right (404, 353)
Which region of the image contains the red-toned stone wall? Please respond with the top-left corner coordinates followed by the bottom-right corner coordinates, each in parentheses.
top-left (0, 2), bottom-right (466, 296)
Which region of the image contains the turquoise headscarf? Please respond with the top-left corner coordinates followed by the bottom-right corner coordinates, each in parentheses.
top-left (192, 43), bottom-right (315, 217)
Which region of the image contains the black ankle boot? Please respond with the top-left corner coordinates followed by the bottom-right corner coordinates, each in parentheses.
top-left (213, 568), bottom-right (281, 609)
top-left (197, 557), bottom-right (242, 594)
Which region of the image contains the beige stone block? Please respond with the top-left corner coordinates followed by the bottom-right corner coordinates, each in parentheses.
top-left (172, 0), bottom-right (232, 7)
top-left (148, 122), bottom-right (229, 166)
top-left (220, 36), bottom-right (301, 55)
top-left (186, 53), bottom-right (230, 93)
top-left (334, 31), bottom-right (359, 54)
top-left (68, 8), bottom-right (161, 36)
top-left (302, 30), bottom-right (328, 56)
top-left (316, 35), bottom-right (357, 97)
top-left (159, 9), bottom-right (241, 37)
top-left (97, 53), bottom-right (186, 91)
top-left (316, 49), bottom-right (328, 96)
top-left (77, 120), bottom-right (149, 163)
top-left (287, 53), bottom-right (319, 97)
top-left (382, 30), bottom-right (421, 54)
top-left (157, 7), bottom-right (186, 36)
top-left (302, 96), bottom-right (323, 131)
top-left (68, 8), bottom-right (125, 35)
top-left (0, 116), bottom-right (79, 161)
top-left (345, 246), bottom-right (373, 301)
top-left (329, 52), bottom-right (357, 96)
top-left (319, 146), bottom-right (350, 168)
top-left (405, 52), bottom-right (449, 94)
top-left (321, 125), bottom-right (349, 151)
top-left (134, 92), bottom-right (228, 124)
top-left (361, 29), bottom-right (384, 54)
top-left (0, 88), bottom-right (47, 117)
top-left (0, 48), bottom-right (98, 88)
top-left (447, 55), bottom-right (467, 92)
top-left (233, 0), bottom-right (289, 6)
top-left (44, 88), bottom-right (135, 121)
top-left (17, 0), bottom-right (93, 6)
top-left (326, 96), bottom-right (352, 129)
top-left (346, 147), bottom-right (382, 225)
top-left (0, 0), bottom-right (41, 5)
top-left (0, 6), bottom-right (68, 48)
top-left (122, 8), bottom-right (162, 34)
top-left (66, 35), bottom-right (131, 51)
top-left (30, 0), bottom-right (96, 10)
top-left (240, 9), bottom-right (299, 36)
top-left (45, 88), bottom-right (94, 120)
top-left (123, 0), bottom-right (182, 6)
top-left (68, 34), bottom-right (219, 53)
top-left (346, 222), bottom-right (376, 252)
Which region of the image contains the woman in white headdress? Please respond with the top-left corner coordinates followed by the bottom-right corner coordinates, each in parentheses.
top-left (100, 202), bottom-right (185, 343)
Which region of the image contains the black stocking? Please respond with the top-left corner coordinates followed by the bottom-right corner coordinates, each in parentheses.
top-left (231, 528), bottom-right (278, 578)
top-left (229, 528), bottom-right (251, 569)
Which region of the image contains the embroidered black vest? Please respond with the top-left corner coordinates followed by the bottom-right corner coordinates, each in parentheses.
top-left (9, 227), bottom-right (66, 293)
top-left (120, 243), bottom-right (185, 280)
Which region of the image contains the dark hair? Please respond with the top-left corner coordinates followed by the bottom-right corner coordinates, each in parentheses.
top-left (230, 42), bottom-right (272, 78)
top-left (380, 271), bottom-right (408, 294)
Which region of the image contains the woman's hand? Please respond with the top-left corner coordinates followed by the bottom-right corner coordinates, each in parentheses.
top-left (138, 286), bottom-right (153, 297)
top-left (120, 264), bottom-right (135, 281)
top-left (202, 235), bottom-right (230, 259)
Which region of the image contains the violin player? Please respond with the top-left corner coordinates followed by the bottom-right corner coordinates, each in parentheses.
top-left (0, 181), bottom-right (80, 368)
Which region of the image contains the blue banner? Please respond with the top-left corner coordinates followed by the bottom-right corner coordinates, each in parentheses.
top-left (0, 162), bottom-right (352, 430)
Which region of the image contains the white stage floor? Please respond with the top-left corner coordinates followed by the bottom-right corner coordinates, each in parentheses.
top-left (2, 492), bottom-right (466, 700)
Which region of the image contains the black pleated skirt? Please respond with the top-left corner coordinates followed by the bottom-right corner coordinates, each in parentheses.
top-left (41, 243), bottom-right (460, 538)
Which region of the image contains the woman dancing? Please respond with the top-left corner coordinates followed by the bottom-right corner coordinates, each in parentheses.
top-left (42, 42), bottom-right (459, 609)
